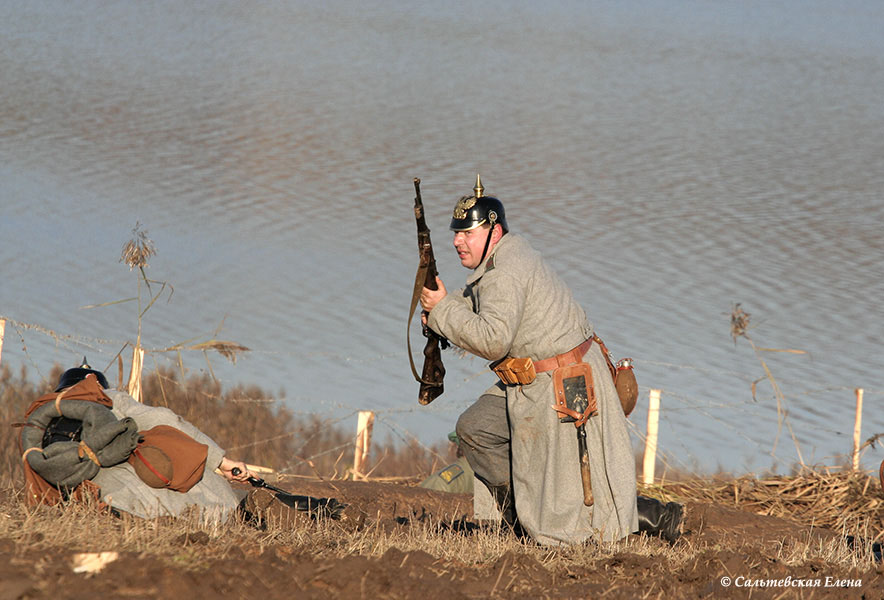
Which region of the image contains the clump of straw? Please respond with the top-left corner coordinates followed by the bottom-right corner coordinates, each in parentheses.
top-left (657, 469), bottom-right (883, 534)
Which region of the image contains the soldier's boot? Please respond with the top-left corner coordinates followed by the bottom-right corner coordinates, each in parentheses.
top-left (636, 495), bottom-right (685, 544)
top-left (489, 484), bottom-right (527, 539)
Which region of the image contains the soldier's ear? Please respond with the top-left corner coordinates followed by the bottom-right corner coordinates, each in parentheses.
top-left (491, 224), bottom-right (505, 243)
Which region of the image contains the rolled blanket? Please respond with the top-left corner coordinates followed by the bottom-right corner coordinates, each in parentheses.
top-left (22, 398), bottom-right (140, 489)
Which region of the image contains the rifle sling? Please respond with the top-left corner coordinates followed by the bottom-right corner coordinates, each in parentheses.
top-left (406, 261), bottom-right (442, 387)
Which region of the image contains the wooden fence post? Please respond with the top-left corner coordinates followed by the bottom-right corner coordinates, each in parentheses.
top-left (852, 388), bottom-right (864, 470)
top-left (127, 346), bottom-right (144, 403)
top-left (353, 410), bottom-right (374, 480)
top-left (643, 389), bottom-right (661, 485)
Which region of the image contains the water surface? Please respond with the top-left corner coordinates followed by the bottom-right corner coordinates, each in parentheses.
top-left (2, 0), bottom-right (882, 474)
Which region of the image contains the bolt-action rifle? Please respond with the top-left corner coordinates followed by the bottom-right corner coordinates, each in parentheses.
top-left (407, 178), bottom-right (449, 405)
top-left (231, 468), bottom-right (346, 520)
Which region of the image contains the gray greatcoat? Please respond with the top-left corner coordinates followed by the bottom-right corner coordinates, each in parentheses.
top-left (91, 390), bottom-right (241, 523)
top-left (427, 233), bottom-right (638, 545)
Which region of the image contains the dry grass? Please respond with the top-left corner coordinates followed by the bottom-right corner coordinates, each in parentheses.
top-left (2, 364), bottom-right (881, 581)
top-left (0, 480), bottom-right (875, 579)
top-left (645, 469), bottom-right (883, 536)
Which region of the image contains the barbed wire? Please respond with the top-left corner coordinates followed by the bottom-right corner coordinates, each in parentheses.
top-left (5, 314), bottom-right (880, 390)
top-left (2, 315), bottom-right (881, 475)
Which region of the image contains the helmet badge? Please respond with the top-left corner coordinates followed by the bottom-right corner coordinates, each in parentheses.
top-left (453, 195), bottom-right (476, 219)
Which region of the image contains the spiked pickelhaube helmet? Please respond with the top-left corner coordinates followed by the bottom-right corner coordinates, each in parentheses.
top-left (55, 357), bottom-right (109, 392)
top-left (449, 174), bottom-right (508, 233)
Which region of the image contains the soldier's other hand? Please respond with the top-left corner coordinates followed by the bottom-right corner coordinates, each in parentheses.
top-left (420, 276), bottom-right (447, 312)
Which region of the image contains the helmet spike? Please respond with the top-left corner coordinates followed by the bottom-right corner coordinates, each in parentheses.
top-left (474, 174), bottom-right (484, 198)
top-left (55, 358), bottom-right (109, 392)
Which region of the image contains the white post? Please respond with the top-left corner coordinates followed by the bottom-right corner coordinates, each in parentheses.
top-left (852, 388), bottom-right (864, 470)
top-left (0, 318), bottom-right (5, 370)
top-left (353, 410), bottom-right (375, 479)
top-left (127, 346), bottom-right (144, 402)
top-left (643, 389), bottom-right (661, 485)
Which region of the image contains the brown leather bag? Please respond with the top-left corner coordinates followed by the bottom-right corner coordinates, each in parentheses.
top-left (128, 425), bottom-right (209, 493)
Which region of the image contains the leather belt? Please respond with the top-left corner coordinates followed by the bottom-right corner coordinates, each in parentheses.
top-left (533, 338), bottom-right (593, 373)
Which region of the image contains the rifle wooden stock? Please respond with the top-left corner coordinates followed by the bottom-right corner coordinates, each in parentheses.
top-left (408, 178), bottom-right (448, 405)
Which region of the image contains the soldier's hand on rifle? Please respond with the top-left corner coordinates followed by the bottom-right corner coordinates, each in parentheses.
top-left (420, 276), bottom-right (447, 313)
top-left (218, 456), bottom-right (253, 483)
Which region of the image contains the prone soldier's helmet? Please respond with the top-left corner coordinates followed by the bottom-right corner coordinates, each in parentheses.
top-left (450, 174), bottom-right (508, 233)
top-left (55, 357), bottom-right (109, 392)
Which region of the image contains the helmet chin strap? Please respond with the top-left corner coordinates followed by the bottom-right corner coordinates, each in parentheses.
top-left (479, 219), bottom-right (496, 265)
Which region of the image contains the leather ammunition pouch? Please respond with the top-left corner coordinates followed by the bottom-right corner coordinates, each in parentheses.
top-left (491, 356), bottom-right (537, 385)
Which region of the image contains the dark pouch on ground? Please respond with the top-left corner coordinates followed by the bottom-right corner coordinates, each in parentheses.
top-left (42, 417), bottom-right (83, 447)
top-left (552, 362), bottom-right (597, 426)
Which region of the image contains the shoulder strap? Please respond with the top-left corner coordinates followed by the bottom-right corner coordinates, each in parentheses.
top-left (406, 259), bottom-right (430, 383)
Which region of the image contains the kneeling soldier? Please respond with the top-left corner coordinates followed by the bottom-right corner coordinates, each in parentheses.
top-left (421, 176), bottom-right (683, 545)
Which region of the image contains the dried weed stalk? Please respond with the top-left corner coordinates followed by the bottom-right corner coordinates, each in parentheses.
top-left (729, 303), bottom-right (808, 465)
top-left (93, 224), bottom-right (248, 384)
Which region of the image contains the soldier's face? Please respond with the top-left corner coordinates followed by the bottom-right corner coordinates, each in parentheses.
top-left (453, 224), bottom-right (496, 269)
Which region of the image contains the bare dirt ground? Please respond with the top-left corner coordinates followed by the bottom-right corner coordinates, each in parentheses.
top-left (1, 479), bottom-right (881, 600)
